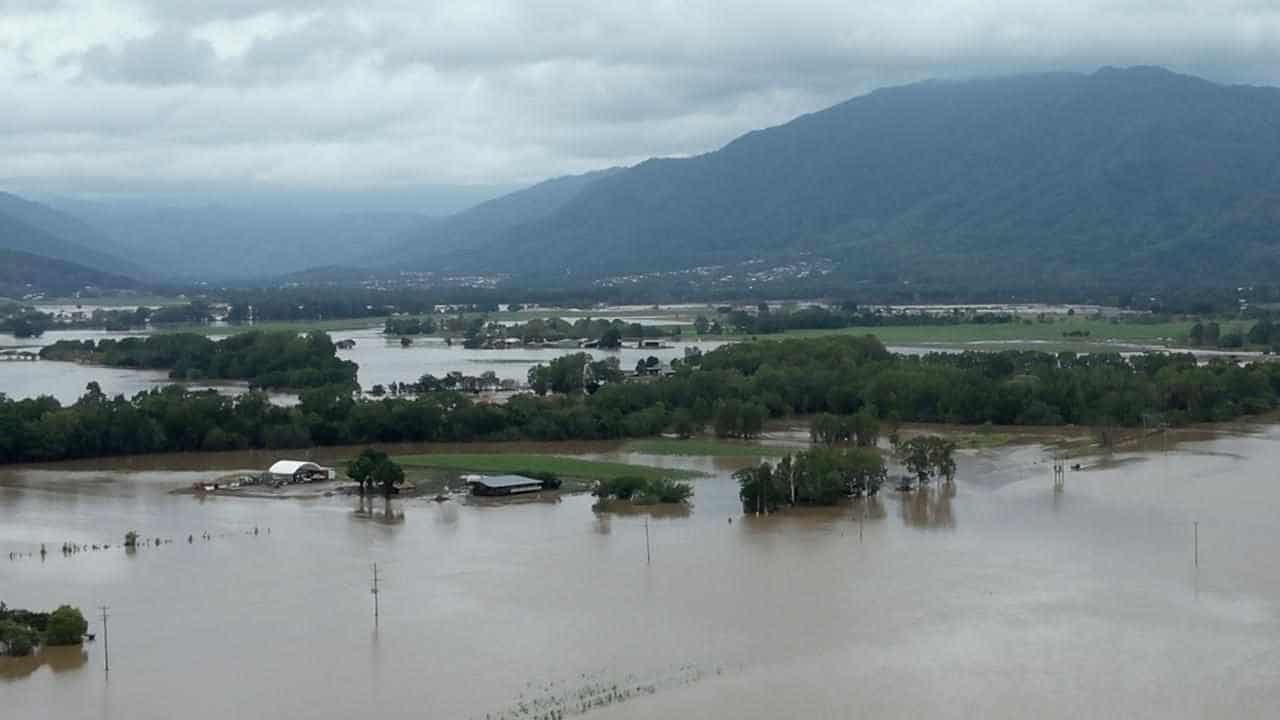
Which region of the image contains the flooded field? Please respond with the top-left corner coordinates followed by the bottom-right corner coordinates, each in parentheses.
top-left (4, 426), bottom-right (1280, 718)
top-left (331, 327), bottom-right (726, 390)
top-left (0, 325), bottom-right (726, 403)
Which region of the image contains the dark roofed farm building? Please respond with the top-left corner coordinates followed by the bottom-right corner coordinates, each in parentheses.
top-left (465, 475), bottom-right (549, 496)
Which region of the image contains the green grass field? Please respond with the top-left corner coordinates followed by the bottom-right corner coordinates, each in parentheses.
top-left (393, 453), bottom-right (703, 481)
top-left (623, 437), bottom-right (791, 457)
top-left (34, 295), bottom-right (193, 308)
top-left (778, 317), bottom-right (1253, 347)
top-left (153, 318), bottom-right (385, 336)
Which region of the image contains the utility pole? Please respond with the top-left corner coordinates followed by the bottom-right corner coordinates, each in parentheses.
top-left (1194, 521), bottom-right (1199, 568)
top-left (98, 605), bottom-right (110, 672)
top-left (644, 517), bottom-right (651, 565)
top-left (371, 563), bottom-right (380, 623)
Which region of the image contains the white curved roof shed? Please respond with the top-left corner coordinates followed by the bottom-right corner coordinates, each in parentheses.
top-left (268, 460), bottom-right (323, 476)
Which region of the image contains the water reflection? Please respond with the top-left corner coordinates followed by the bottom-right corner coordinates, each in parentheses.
top-left (591, 499), bottom-right (692, 519)
top-left (593, 512), bottom-right (612, 535)
top-left (351, 497), bottom-right (405, 525)
top-left (0, 646), bottom-right (88, 681)
top-left (853, 496), bottom-right (887, 521)
top-left (899, 483), bottom-right (956, 530)
top-left (434, 501), bottom-right (460, 527)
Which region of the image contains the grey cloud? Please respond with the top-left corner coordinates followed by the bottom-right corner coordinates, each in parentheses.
top-left (0, 0), bottom-right (67, 10)
top-left (131, 0), bottom-right (343, 22)
top-left (9, 0), bottom-right (1280, 191)
top-left (78, 30), bottom-right (218, 86)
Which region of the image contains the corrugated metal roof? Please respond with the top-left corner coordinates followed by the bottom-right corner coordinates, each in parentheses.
top-left (268, 460), bottom-right (323, 475)
top-left (465, 474), bottom-right (544, 488)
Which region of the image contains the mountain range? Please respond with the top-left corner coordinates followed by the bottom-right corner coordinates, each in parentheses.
top-left (5, 66), bottom-right (1280, 293)
top-left (385, 66), bottom-right (1280, 289)
top-left (38, 197), bottom-right (434, 282)
top-left (0, 192), bottom-right (144, 279)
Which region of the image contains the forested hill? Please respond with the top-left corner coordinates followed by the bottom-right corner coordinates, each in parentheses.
top-left (377, 167), bottom-right (620, 269)
top-left (0, 192), bottom-right (143, 279)
top-left (410, 67), bottom-right (1280, 288)
top-left (0, 249), bottom-right (138, 297)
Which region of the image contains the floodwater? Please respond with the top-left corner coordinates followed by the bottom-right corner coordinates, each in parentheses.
top-left (0, 328), bottom-right (238, 405)
top-left (0, 325), bottom-right (725, 403)
top-left (4, 426), bottom-right (1280, 718)
top-left (332, 327), bottom-right (727, 390)
top-left (3, 319), bottom-right (1259, 406)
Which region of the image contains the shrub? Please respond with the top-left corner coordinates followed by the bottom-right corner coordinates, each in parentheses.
top-left (594, 475), bottom-right (647, 500)
top-left (670, 409), bottom-right (697, 439)
top-left (0, 603), bottom-right (50, 632)
top-left (595, 476), bottom-right (693, 503)
top-left (44, 605), bottom-right (88, 646)
top-left (0, 619), bottom-right (39, 656)
top-left (645, 477), bottom-right (694, 503)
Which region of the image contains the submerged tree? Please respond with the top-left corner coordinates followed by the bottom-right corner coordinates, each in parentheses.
top-left (737, 448), bottom-right (886, 512)
top-left (44, 606), bottom-right (87, 646)
top-left (736, 462), bottom-right (786, 513)
top-left (894, 436), bottom-right (958, 489)
top-left (347, 447), bottom-right (405, 497)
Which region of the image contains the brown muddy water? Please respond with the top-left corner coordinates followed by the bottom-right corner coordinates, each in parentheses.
top-left (3, 428), bottom-right (1280, 718)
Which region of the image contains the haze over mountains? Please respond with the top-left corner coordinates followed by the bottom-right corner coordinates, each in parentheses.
top-left (0, 192), bottom-right (142, 279)
top-left (4, 66), bottom-right (1280, 293)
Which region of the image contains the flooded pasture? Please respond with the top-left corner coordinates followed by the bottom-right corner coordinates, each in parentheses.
top-left (0, 325), bottom-right (726, 403)
top-left (3, 426), bottom-right (1280, 718)
top-left (331, 327), bottom-right (727, 390)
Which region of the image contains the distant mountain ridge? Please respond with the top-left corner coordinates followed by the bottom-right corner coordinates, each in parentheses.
top-left (0, 248), bottom-right (138, 297)
top-left (44, 198), bottom-right (430, 281)
top-left (0, 192), bottom-right (145, 279)
top-left (377, 167), bottom-right (620, 269)
top-left (396, 67), bottom-right (1280, 288)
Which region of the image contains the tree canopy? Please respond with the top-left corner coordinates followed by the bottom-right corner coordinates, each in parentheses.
top-left (5, 335), bottom-right (1280, 465)
top-left (39, 331), bottom-right (357, 390)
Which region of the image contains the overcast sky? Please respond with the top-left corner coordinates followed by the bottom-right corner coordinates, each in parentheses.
top-left (4, 0), bottom-right (1280, 201)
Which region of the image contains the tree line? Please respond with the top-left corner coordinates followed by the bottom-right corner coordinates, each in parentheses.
top-left (1188, 318), bottom-right (1280, 352)
top-left (736, 447), bottom-right (888, 511)
top-left (39, 331), bottom-right (357, 390)
top-left (0, 603), bottom-right (87, 657)
top-left (716, 304), bottom-right (1018, 335)
top-left (735, 430), bottom-right (957, 512)
top-left (5, 335), bottom-right (1280, 464)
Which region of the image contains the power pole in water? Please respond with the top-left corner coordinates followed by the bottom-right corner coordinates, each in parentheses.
top-left (1052, 454), bottom-right (1065, 492)
top-left (98, 605), bottom-right (109, 673)
top-left (644, 517), bottom-right (651, 565)
top-left (1194, 521), bottom-right (1199, 568)
top-left (371, 564), bottom-right (380, 623)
